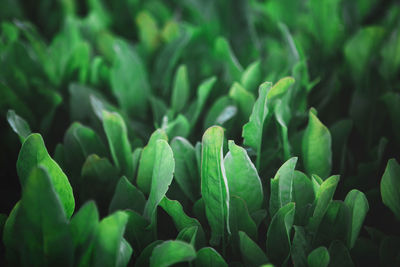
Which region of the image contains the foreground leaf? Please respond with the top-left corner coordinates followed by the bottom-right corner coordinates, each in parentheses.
top-left (201, 126), bottom-right (230, 246)
top-left (194, 247), bottom-right (228, 267)
top-left (150, 240), bottom-right (196, 267)
top-left (224, 140), bottom-right (263, 212)
top-left (239, 231), bottom-right (269, 267)
top-left (17, 134), bottom-right (75, 217)
top-left (143, 140), bottom-right (175, 224)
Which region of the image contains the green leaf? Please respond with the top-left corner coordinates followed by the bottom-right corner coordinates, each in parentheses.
top-left (136, 11), bottom-right (160, 52)
top-left (194, 247), bottom-right (228, 267)
top-left (159, 197), bottom-right (201, 231)
top-left (7, 109), bottom-right (31, 142)
top-left (143, 140), bottom-right (175, 224)
top-left (229, 196), bottom-right (258, 249)
top-left (292, 171), bottom-right (315, 225)
top-left (93, 211), bottom-right (131, 267)
top-left (344, 190), bottom-right (369, 248)
top-left (214, 37), bottom-right (243, 82)
top-left (150, 240), bottom-right (196, 267)
top-left (382, 93), bottom-right (400, 144)
top-left (201, 126), bottom-right (230, 246)
top-left (187, 76), bottom-right (217, 128)
top-left (70, 201), bottom-right (99, 266)
top-left (239, 231), bottom-right (269, 267)
top-left (11, 166), bottom-right (73, 266)
top-left (241, 60), bottom-right (261, 93)
top-left (229, 82), bottom-right (256, 121)
top-left (274, 99), bottom-right (292, 160)
top-left (308, 247), bottom-right (330, 267)
top-left (204, 96), bottom-right (237, 129)
top-left (291, 226), bottom-right (311, 267)
top-left (110, 39), bottom-right (149, 118)
top-left (163, 114), bottom-right (190, 139)
top-left (124, 210), bottom-right (155, 254)
top-left (171, 64), bottom-right (190, 114)
top-left (81, 155), bottom-right (119, 210)
top-left (302, 109), bottom-right (332, 179)
top-left (171, 137), bottom-right (200, 202)
top-left (103, 110), bottom-right (134, 180)
top-left (137, 129), bottom-right (168, 194)
top-left (242, 81), bottom-right (272, 169)
top-left (344, 26), bottom-right (385, 80)
top-left (224, 140), bottom-right (263, 212)
top-left (381, 159), bottom-right (400, 220)
top-left (308, 175), bottom-right (340, 232)
top-left (177, 226), bottom-right (199, 246)
top-left (135, 241), bottom-right (163, 267)
top-left (266, 202), bottom-right (295, 265)
top-left (266, 77), bottom-right (295, 102)
top-left (328, 240), bottom-right (354, 267)
top-left (17, 134), bottom-right (75, 218)
top-left (269, 157), bottom-right (297, 217)
top-left (109, 176), bottom-right (146, 214)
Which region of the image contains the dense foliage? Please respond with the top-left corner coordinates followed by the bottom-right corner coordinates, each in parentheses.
top-left (1, 0), bottom-right (400, 266)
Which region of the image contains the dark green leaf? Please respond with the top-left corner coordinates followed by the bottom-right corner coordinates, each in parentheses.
top-left (344, 189), bottom-right (369, 248)
top-left (308, 247), bottom-right (330, 267)
top-left (328, 240), bottom-right (354, 267)
top-left (266, 202), bottom-right (295, 265)
top-left (381, 159), bottom-right (400, 220)
top-left (109, 176), bottom-right (146, 214)
top-left (171, 137), bottom-right (200, 202)
top-left (103, 110), bottom-right (134, 180)
top-left (239, 231), bottom-right (269, 267)
top-left (171, 64), bottom-right (190, 114)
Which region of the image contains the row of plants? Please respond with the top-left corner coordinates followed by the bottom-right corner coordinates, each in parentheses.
top-left (1, 0), bottom-right (399, 266)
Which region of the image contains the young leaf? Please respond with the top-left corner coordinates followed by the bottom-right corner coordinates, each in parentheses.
top-left (187, 76), bottom-right (217, 128)
top-left (7, 109), bottom-right (31, 142)
top-left (16, 133), bottom-right (75, 218)
top-left (292, 171), bottom-right (315, 225)
top-left (110, 40), bottom-right (149, 118)
top-left (344, 189), bottom-right (369, 248)
top-left (124, 210), bottom-right (154, 254)
top-left (269, 157), bottom-right (297, 217)
top-left (308, 175), bottom-right (340, 232)
top-left (229, 82), bottom-right (256, 121)
top-left (143, 140), bottom-right (175, 224)
top-left (239, 231), bottom-right (269, 267)
top-left (308, 247), bottom-right (330, 267)
top-left (137, 129), bottom-right (168, 194)
top-left (109, 176), bottom-right (146, 214)
top-left (103, 110), bottom-right (134, 180)
top-left (150, 240), bottom-right (196, 267)
top-left (177, 226), bottom-right (199, 247)
top-left (242, 82), bottom-right (272, 169)
top-left (229, 196), bottom-right (258, 246)
top-left (93, 211), bottom-right (131, 267)
top-left (241, 60), bottom-right (261, 93)
top-left (195, 247), bottom-right (228, 267)
top-left (381, 159), bottom-right (400, 220)
top-left (302, 109), bottom-right (332, 179)
top-left (171, 64), bottom-right (189, 114)
top-left (224, 140), bottom-right (263, 212)
top-left (201, 126), bottom-right (230, 246)
top-left (171, 137), bottom-right (200, 202)
top-left (159, 197), bottom-right (201, 231)
top-left (266, 202), bottom-right (295, 265)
